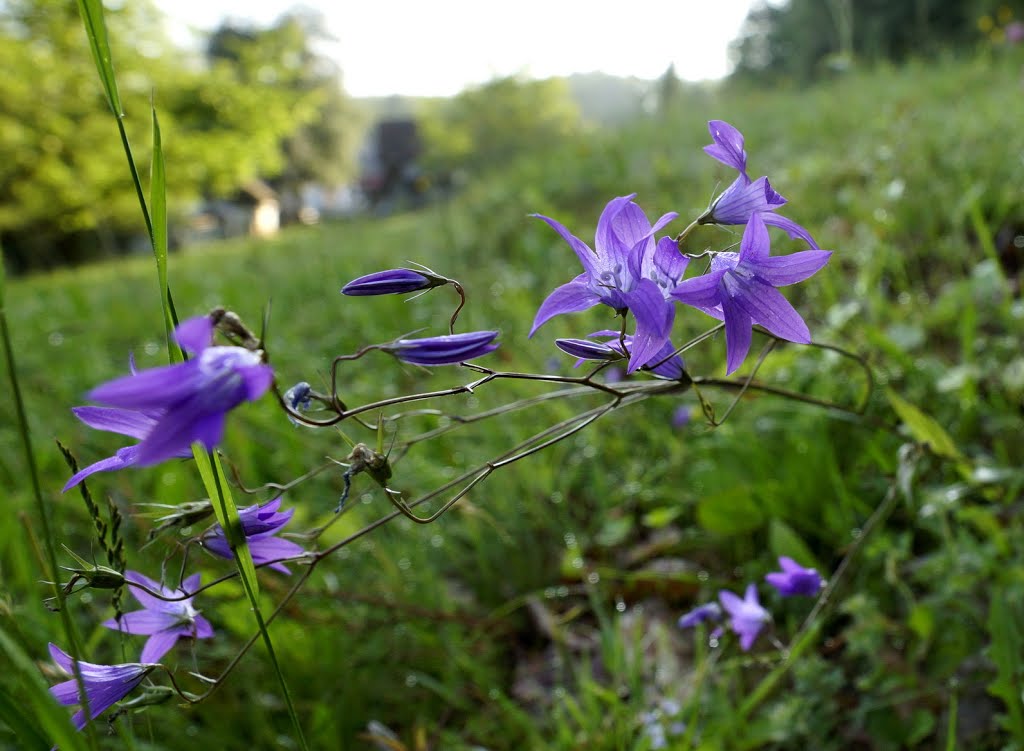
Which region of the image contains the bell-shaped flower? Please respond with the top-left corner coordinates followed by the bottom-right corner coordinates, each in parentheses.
top-left (530, 195), bottom-right (678, 372)
top-left (381, 330), bottom-right (499, 366)
top-left (341, 268), bottom-right (449, 296)
top-left (718, 584), bottom-right (771, 651)
top-left (81, 316), bottom-right (273, 468)
top-left (556, 328), bottom-right (685, 380)
top-left (671, 213), bottom-right (832, 375)
top-left (765, 556), bottom-right (823, 597)
top-left (102, 571), bottom-right (213, 663)
top-left (700, 120), bottom-right (818, 248)
top-left (48, 643), bottom-right (155, 731)
top-left (201, 497), bottom-right (305, 574)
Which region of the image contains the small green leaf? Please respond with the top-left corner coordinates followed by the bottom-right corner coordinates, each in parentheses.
top-left (75, 0), bottom-right (122, 115)
top-left (886, 389), bottom-right (963, 462)
top-left (768, 519), bottom-right (818, 569)
top-left (697, 488), bottom-right (764, 536)
top-left (642, 506), bottom-right (682, 529)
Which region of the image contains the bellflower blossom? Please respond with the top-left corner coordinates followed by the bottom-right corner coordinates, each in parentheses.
top-left (381, 330), bottom-right (499, 366)
top-left (701, 120), bottom-right (818, 248)
top-left (719, 584), bottom-right (771, 651)
top-left (555, 330), bottom-right (685, 380)
top-left (341, 268), bottom-right (448, 296)
top-left (671, 213), bottom-right (832, 374)
top-left (63, 406), bottom-right (193, 491)
top-left (530, 195), bottom-right (679, 372)
top-left (48, 643), bottom-right (155, 731)
top-left (81, 316), bottom-right (273, 467)
top-left (765, 556), bottom-right (823, 597)
top-left (201, 497), bottom-right (305, 574)
top-left (677, 601), bottom-right (723, 629)
top-left (103, 571), bottom-right (213, 663)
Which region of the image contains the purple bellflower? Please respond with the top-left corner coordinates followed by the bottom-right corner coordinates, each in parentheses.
top-left (103, 571), bottom-right (213, 663)
top-left (701, 120), bottom-right (818, 248)
top-left (677, 601), bottom-right (723, 629)
top-left (48, 643), bottom-right (155, 731)
top-left (556, 330), bottom-right (686, 380)
top-left (719, 584), bottom-right (771, 651)
top-left (341, 268), bottom-right (448, 296)
top-left (63, 406), bottom-right (193, 491)
top-left (81, 316), bottom-right (273, 467)
top-left (381, 330), bottom-right (499, 366)
top-left (530, 195), bottom-right (680, 372)
top-left (671, 212), bottom-right (832, 375)
top-left (201, 497), bottom-right (305, 574)
top-left (765, 556), bottom-right (823, 597)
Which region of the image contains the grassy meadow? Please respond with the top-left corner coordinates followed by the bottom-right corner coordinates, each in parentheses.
top-left (2, 51), bottom-right (1024, 749)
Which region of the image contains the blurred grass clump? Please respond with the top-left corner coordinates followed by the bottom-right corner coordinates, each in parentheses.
top-left (2, 47), bottom-right (1024, 750)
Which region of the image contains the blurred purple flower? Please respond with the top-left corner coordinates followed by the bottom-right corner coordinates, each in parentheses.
top-left (103, 571), bottom-right (213, 663)
top-left (530, 195), bottom-right (680, 372)
top-left (671, 213), bottom-right (832, 374)
top-left (382, 330), bottom-right (499, 365)
top-left (63, 407), bottom-right (193, 491)
top-left (765, 556), bottom-right (823, 597)
top-left (677, 601), bottom-right (722, 629)
top-left (701, 120), bottom-right (818, 248)
top-left (48, 643), bottom-right (154, 731)
top-left (1006, 21), bottom-right (1024, 44)
top-left (201, 497), bottom-right (305, 574)
top-left (671, 405), bottom-right (693, 428)
top-left (81, 316), bottom-right (273, 467)
top-left (719, 584), bottom-right (771, 651)
top-left (341, 268), bottom-right (448, 296)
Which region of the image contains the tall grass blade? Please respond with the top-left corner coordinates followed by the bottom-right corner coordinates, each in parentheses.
top-left (73, 0), bottom-right (121, 116)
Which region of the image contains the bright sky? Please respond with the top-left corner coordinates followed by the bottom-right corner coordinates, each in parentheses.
top-left (157, 0), bottom-right (760, 98)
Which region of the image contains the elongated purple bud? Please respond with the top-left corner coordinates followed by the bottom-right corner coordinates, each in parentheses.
top-left (554, 338), bottom-right (625, 363)
top-left (383, 331), bottom-right (499, 366)
top-left (341, 268), bottom-right (448, 296)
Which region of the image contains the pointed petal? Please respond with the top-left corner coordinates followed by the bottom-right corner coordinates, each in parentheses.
top-left (607, 200), bottom-right (653, 251)
top-left (49, 679), bottom-right (83, 706)
top-left (671, 270), bottom-right (725, 309)
top-left (745, 250), bottom-right (832, 286)
top-left (124, 571), bottom-right (174, 612)
top-left (71, 406), bottom-right (158, 440)
top-left (533, 214), bottom-right (599, 277)
top-left (707, 177), bottom-right (771, 224)
top-left (729, 278), bottom-right (811, 344)
top-left (594, 194), bottom-right (638, 255)
top-left (704, 120), bottom-right (747, 175)
top-left (103, 610), bottom-right (178, 636)
top-left (250, 536), bottom-right (305, 568)
top-left (761, 212), bottom-right (819, 248)
top-left (739, 212), bottom-right (770, 262)
top-left (652, 236), bottom-right (689, 287)
top-left (173, 316), bottom-right (214, 355)
top-left (48, 643), bottom-right (74, 675)
top-left (721, 294), bottom-right (753, 375)
top-left (62, 447), bottom-right (138, 492)
top-left (88, 362), bottom-right (202, 410)
top-left (140, 631), bottom-right (179, 664)
top-left (190, 614), bottom-right (215, 639)
top-left (134, 409), bottom-right (225, 466)
top-left (622, 280), bottom-right (674, 373)
top-left (181, 573), bottom-right (201, 594)
top-left (717, 589), bottom-right (744, 616)
top-left (529, 280), bottom-right (601, 336)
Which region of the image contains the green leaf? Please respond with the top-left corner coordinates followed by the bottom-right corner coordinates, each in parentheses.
top-left (642, 506), bottom-right (682, 529)
top-left (74, 0), bottom-right (122, 115)
top-left (697, 487), bottom-right (764, 536)
top-left (986, 591), bottom-right (1024, 742)
top-left (768, 519), bottom-right (818, 569)
top-left (885, 389), bottom-right (964, 462)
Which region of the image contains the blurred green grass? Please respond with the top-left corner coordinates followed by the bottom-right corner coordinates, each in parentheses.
top-left (2, 51), bottom-right (1024, 749)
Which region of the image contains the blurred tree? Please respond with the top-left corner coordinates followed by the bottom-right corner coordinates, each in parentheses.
top-left (0, 2), bottom-right (361, 271)
top-left (418, 75), bottom-right (582, 176)
top-left (729, 0), bottom-right (1024, 83)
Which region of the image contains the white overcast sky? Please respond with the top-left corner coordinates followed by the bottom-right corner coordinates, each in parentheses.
top-left (156, 0), bottom-right (761, 97)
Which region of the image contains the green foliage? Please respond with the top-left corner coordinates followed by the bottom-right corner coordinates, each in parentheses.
top-left (419, 75), bottom-right (583, 176)
top-left (2, 50), bottom-right (1024, 750)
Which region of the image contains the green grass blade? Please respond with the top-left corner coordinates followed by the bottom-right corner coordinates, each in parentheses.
top-left (150, 103), bottom-right (176, 342)
top-left (0, 625), bottom-right (89, 751)
top-left (74, 0), bottom-right (122, 116)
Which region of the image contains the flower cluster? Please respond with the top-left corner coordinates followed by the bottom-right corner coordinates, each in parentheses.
top-left (530, 121), bottom-right (832, 376)
top-left (678, 557), bottom-right (823, 651)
